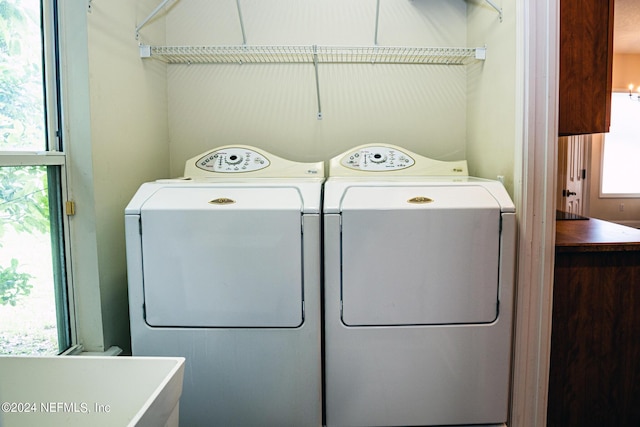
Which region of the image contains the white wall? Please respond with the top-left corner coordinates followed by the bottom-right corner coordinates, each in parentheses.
top-left (613, 53), bottom-right (640, 91)
top-left (466, 0), bottom-right (517, 195)
top-left (61, 0), bottom-right (170, 352)
top-left (89, 0), bottom-right (170, 352)
top-left (138, 0), bottom-right (517, 185)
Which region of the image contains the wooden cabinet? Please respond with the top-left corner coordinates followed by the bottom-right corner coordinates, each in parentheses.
top-left (548, 219), bottom-right (640, 426)
top-left (558, 0), bottom-right (615, 136)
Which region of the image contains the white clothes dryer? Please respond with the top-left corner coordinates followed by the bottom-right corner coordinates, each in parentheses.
top-left (323, 144), bottom-right (516, 427)
top-left (125, 145), bottom-right (323, 427)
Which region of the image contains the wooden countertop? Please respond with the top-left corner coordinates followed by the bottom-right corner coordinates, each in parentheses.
top-left (556, 217), bottom-right (640, 252)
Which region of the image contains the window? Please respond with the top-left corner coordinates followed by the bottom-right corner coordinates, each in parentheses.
top-left (0, 0), bottom-right (73, 355)
top-left (600, 92), bottom-right (640, 196)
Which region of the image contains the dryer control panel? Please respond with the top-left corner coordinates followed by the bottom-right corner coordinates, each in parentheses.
top-left (340, 146), bottom-right (415, 171)
top-left (330, 144), bottom-right (468, 177)
top-left (195, 147), bottom-right (270, 173)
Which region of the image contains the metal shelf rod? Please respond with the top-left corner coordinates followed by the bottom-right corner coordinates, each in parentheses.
top-left (484, 0), bottom-right (503, 22)
top-left (136, 0), bottom-right (175, 38)
top-left (313, 46), bottom-right (323, 120)
top-left (374, 0), bottom-right (381, 45)
top-left (236, 0), bottom-right (247, 45)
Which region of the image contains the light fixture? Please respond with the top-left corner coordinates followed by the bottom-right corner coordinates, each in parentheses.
top-left (629, 84), bottom-right (640, 101)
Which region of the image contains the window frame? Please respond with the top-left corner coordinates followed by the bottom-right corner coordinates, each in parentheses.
top-left (599, 91), bottom-right (640, 198)
top-left (0, 0), bottom-right (78, 353)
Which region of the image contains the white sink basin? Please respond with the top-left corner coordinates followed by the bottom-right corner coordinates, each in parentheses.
top-left (0, 356), bottom-right (185, 427)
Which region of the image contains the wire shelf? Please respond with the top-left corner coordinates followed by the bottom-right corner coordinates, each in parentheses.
top-left (141, 45), bottom-right (486, 65)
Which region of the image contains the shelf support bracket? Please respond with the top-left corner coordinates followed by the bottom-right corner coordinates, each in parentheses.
top-left (140, 44), bottom-right (152, 58)
top-left (136, 0), bottom-right (176, 39)
top-left (484, 0), bottom-right (503, 22)
top-left (313, 45), bottom-right (323, 120)
top-left (475, 46), bottom-right (487, 60)
top-left (235, 0), bottom-right (247, 45)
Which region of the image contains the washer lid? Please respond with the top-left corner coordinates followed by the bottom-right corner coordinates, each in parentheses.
top-left (138, 185), bottom-right (305, 211)
top-left (126, 180), bottom-right (324, 215)
top-left (140, 186), bottom-right (304, 328)
top-left (339, 185), bottom-right (502, 326)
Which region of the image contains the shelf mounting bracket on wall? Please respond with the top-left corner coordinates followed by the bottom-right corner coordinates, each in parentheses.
top-left (484, 0), bottom-right (503, 22)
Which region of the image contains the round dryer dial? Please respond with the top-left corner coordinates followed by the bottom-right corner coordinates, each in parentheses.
top-left (340, 145), bottom-right (415, 171)
top-left (195, 148), bottom-right (270, 173)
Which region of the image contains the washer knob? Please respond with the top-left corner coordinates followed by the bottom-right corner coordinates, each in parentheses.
top-left (369, 153), bottom-right (387, 164)
top-left (225, 154), bottom-right (243, 165)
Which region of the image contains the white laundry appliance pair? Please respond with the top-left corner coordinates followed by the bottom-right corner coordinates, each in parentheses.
top-left (125, 144), bottom-right (516, 427)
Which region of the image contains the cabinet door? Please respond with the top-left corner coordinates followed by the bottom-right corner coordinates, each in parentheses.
top-left (558, 0), bottom-right (614, 136)
top-left (548, 249), bottom-right (640, 426)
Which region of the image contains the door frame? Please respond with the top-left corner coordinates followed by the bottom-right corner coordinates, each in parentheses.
top-left (510, 0), bottom-right (558, 426)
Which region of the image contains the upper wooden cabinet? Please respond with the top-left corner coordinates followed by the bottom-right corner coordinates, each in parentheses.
top-left (558, 0), bottom-right (615, 136)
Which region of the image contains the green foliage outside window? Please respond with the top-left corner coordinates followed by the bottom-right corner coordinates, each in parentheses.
top-left (0, 0), bottom-right (49, 306)
top-left (1, 0), bottom-right (44, 148)
top-left (0, 166), bottom-right (49, 305)
top-left (0, 258), bottom-right (32, 306)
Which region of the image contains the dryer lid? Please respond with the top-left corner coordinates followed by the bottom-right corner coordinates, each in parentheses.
top-left (139, 186), bottom-right (304, 328)
top-left (339, 185), bottom-right (502, 211)
top-left (323, 178), bottom-right (515, 213)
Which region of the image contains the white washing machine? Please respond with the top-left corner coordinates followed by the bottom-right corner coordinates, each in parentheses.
top-left (125, 145), bottom-right (323, 427)
top-left (323, 144), bottom-right (516, 427)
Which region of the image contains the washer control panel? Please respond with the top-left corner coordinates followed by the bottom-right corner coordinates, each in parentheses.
top-left (195, 147), bottom-right (270, 173)
top-left (340, 145), bottom-right (415, 171)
